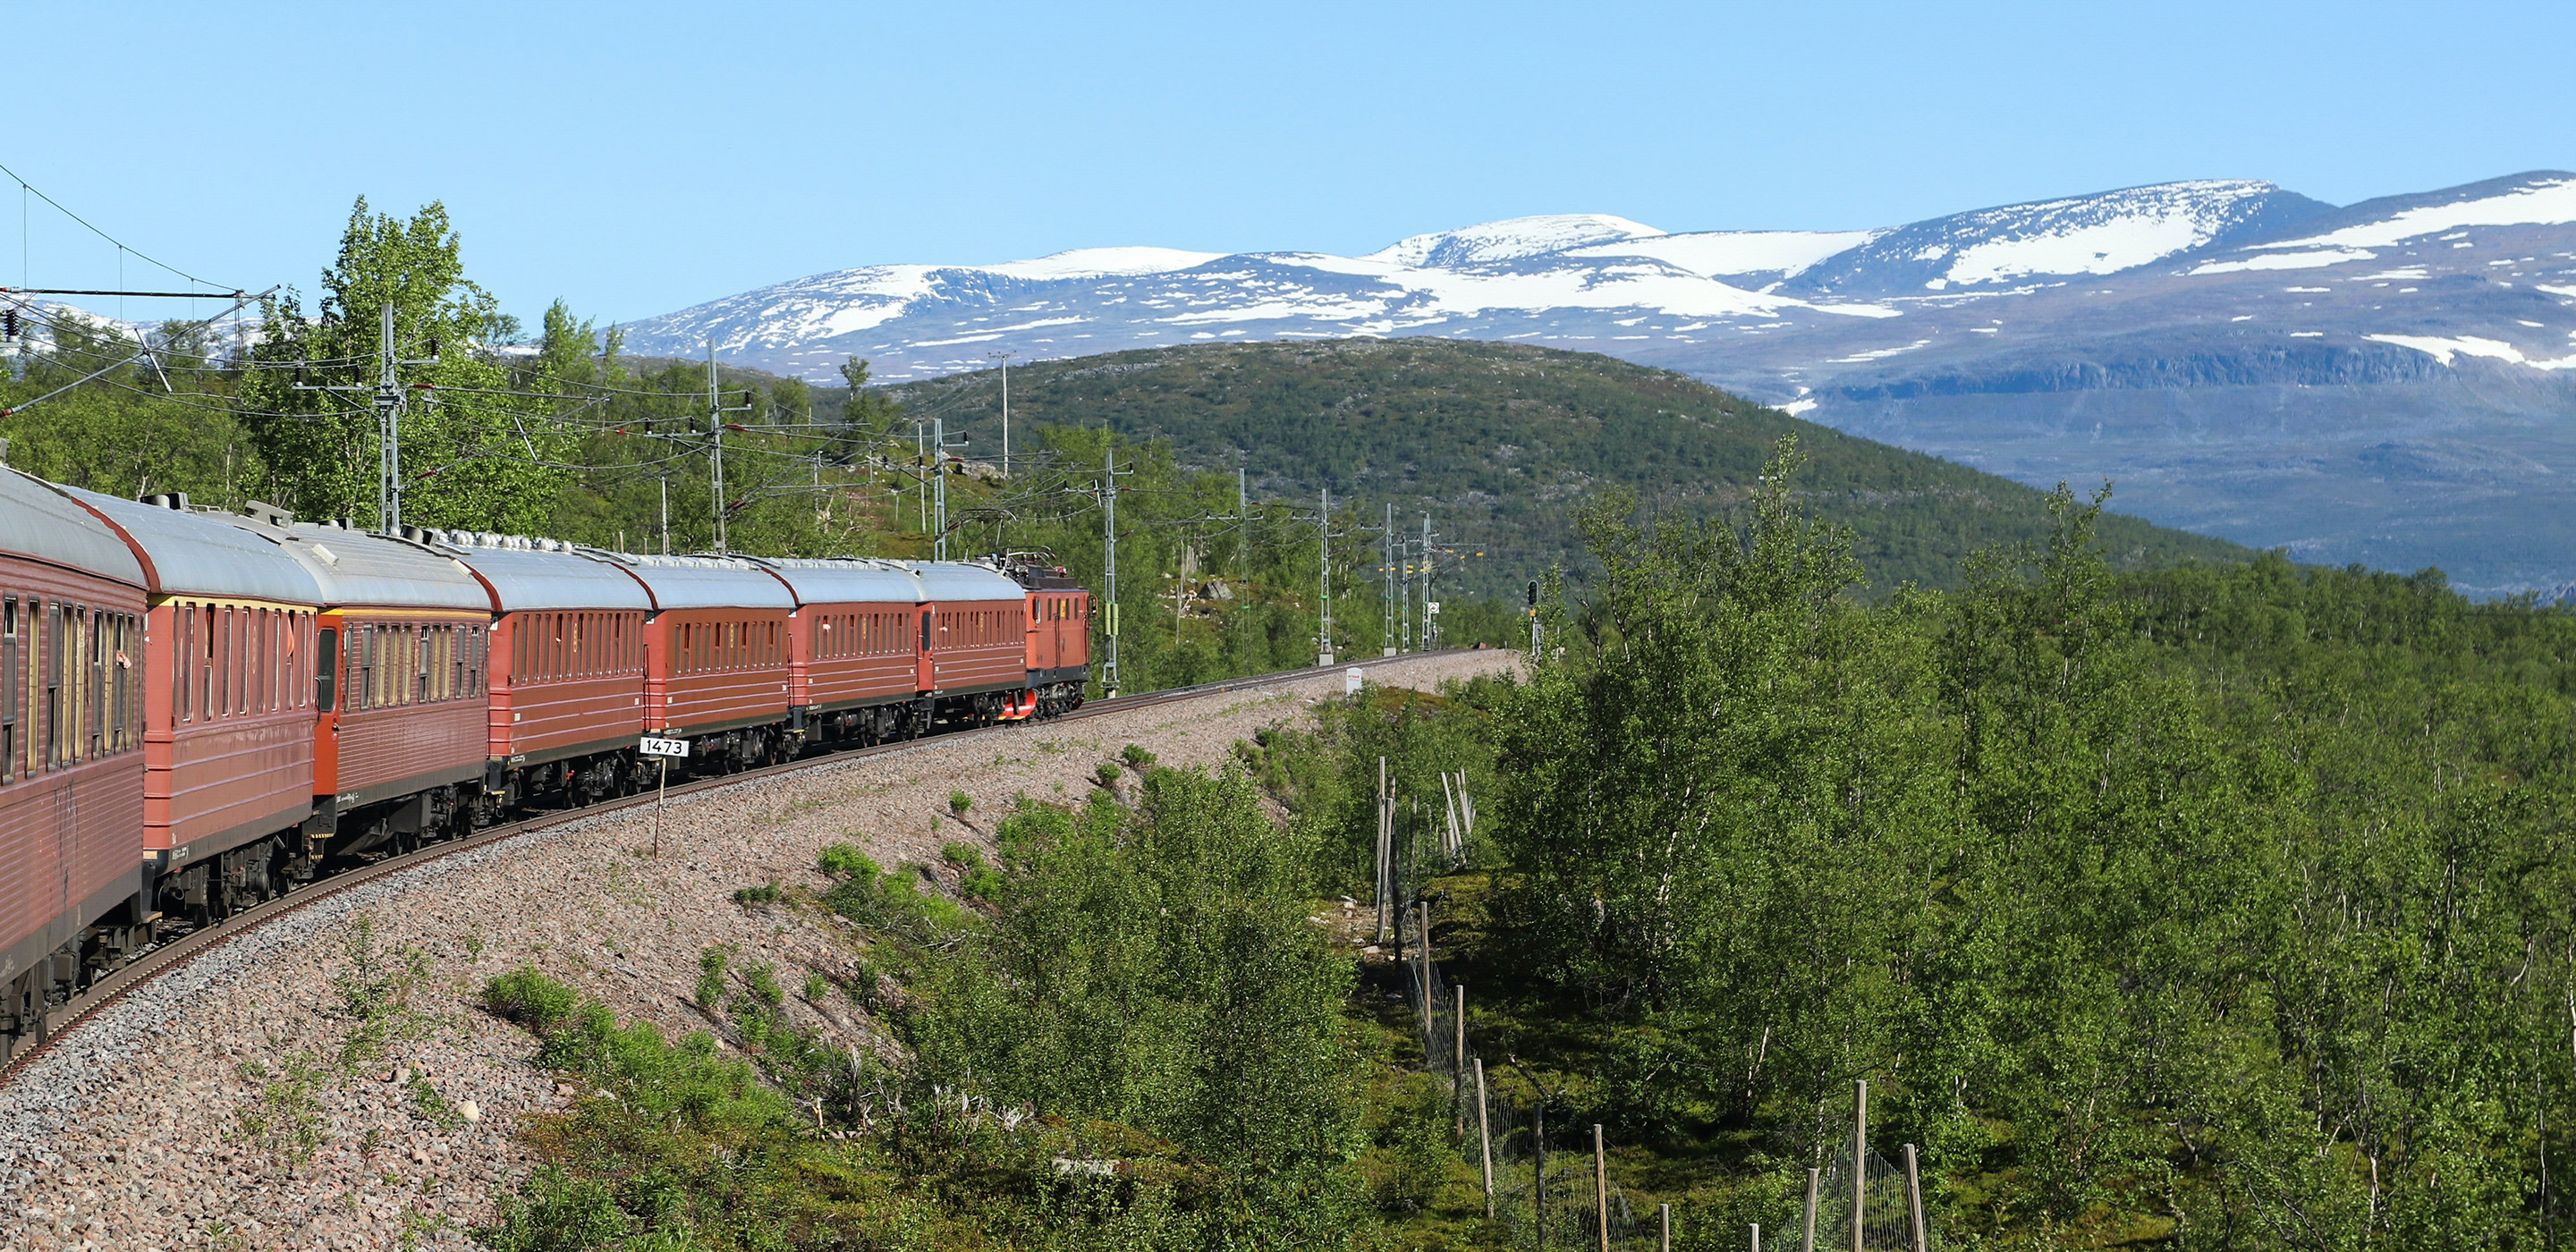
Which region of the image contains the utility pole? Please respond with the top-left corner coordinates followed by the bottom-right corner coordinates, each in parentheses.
top-left (373, 301), bottom-right (440, 534)
top-left (987, 351), bottom-right (1014, 478)
top-left (1399, 528), bottom-right (1414, 653)
top-left (930, 417), bottom-right (970, 560)
top-left (295, 297), bottom-right (432, 534)
top-left (1099, 444), bottom-right (1131, 697)
top-left (1528, 579), bottom-right (1541, 660)
top-left (1318, 486), bottom-right (1335, 666)
top-left (1421, 512), bottom-right (1436, 651)
top-left (705, 341), bottom-right (751, 553)
top-left (1383, 502), bottom-right (1398, 656)
top-left (377, 304), bottom-right (400, 532)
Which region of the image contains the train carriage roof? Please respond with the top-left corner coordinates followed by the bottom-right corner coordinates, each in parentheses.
top-left (429, 533), bottom-right (653, 613)
top-left (583, 553), bottom-right (795, 613)
top-left (57, 486), bottom-right (318, 604)
top-left (892, 561), bottom-right (1027, 603)
top-left (747, 557), bottom-right (924, 607)
top-left (211, 518), bottom-right (490, 612)
top-left (0, 472), bottom-right (147, 587)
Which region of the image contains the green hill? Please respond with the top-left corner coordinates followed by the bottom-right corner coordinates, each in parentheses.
top-left (876, 339), bottom-right (2247, 598)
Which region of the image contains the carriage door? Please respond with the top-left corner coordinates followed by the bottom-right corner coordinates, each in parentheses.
top-left (914, 606), bottom-right (935, 693)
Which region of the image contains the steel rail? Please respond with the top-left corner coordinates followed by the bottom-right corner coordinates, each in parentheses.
top-left (0, 649), bottom-right (1468, 1083)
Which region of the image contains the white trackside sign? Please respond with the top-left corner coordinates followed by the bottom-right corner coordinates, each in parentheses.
top-left (639, 736), bottom-right (690, 758)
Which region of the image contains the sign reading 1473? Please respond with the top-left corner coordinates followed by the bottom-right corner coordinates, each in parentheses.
top-left (639, 736), bottom-right (690, 758)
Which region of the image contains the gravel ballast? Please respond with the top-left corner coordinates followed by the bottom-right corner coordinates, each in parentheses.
top-left (0, 651), bottom-right (1516, 1250)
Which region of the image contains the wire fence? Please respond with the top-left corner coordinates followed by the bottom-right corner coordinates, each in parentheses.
top-left (1377, 759), bottom-right (1932, 1250)
top-left (1397, 887), bottom-right (1665, 1249)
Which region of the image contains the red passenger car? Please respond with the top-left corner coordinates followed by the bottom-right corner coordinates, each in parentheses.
top-left (64, 490), bottom-right (320, 923)
top-left (600, 554), bottom-right (796, 772)
top-left (906, 562), bottom-right (1032, 723)
top-left (438, 536), bottom-right (653, 809)
top-left (751, 558), bottom-right (924, 744)
top-left (228, 520), bottom-right (495, 862)
top-left (0, 473), bottom-right (151, 1050)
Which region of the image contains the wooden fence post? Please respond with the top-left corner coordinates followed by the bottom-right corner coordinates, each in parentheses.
top-left (1375, 757), bottom-right (1389, 939)
top-left (1476, 1058), bottom-right (1494, 1219)
top-left (1453, 982), bottom-right (1468, 1138)
top-left (1801, 1166), bottom-right (1819, 1252)
top-left (1594, 1123), bottom-right (1610, 1252)
top-left (1852, 1079), bottom-right (1868, 1252)
top-left (1904, 1143), bottom-right (1928, 1252)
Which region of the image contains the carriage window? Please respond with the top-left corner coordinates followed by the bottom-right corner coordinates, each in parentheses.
top-left (1, 596), bottom-right (15, 783)
top-left (316, 627), bottom-right (338, 712)
top-left (85, 608), bottom-right (103, 758)
top-left (43, 603), bottom-right (61, 767)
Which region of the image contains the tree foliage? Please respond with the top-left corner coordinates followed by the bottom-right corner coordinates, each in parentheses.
top-left (238, 198), bottom-right (574, 530)
top-left (1479, 436), bottom-right (2576, 1247)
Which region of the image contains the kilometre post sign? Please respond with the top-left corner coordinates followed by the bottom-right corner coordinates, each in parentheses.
top-left (640, 737), bottom-right (690, 758)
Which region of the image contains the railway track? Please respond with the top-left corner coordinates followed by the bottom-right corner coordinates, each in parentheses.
top-left (0, 649), bottom-right (1464, 1085)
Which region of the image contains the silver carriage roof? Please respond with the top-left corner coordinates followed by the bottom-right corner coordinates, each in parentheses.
top-left (57, 486), bottom-right (318, 604)
top-left (211, 517), bottom-right (490, 612)
top-left (745, 557), bottom-right (925, 607)
top-left (888, 560), bottom-right (1030, 603)
top-left (427, 530), bottom-right (653, 613)
top-left (2, 471), bottom-right (147, 587)
top-left (578, 551), bottom-right (795, 613)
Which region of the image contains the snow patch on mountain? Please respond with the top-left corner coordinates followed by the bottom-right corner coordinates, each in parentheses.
top-left (979, 247), bottom-right (1225, 280)
top-left (2257, 177), bottom-right (2576, 251)
top-left (2190, 249), bottom-right (2377, 275)
top-left (1565, 229), bottom-right (1881, 279)
top-left (1366, 215), bottom-right (1664, 267)
top-left (1785, 180), bottom-right (2328, 298)
top-left (2365, 333), bottom-right (2576, 370)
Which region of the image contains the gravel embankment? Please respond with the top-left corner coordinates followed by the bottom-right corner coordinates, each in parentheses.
top-left (0, 650), bottom-right (1516, 1251)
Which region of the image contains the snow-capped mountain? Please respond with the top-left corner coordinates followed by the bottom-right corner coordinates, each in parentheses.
top-left (622, 184), bottom-right (2326, 385)
top-left (618, 211), bottom-right (1917, 383)
top-left (620, 172), bottom-right (2576, 594)
top-left (1777, 180), bottom-right (2330, 298)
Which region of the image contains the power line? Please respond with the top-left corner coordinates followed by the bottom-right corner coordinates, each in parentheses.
top-left (0, 161), bottom-right (241, 293)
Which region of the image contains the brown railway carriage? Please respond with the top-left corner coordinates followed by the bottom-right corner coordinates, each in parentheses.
top-left (225, 519), bottom-right (496, 863)
top-left (436, 536), bottom-right (653, 808)
top-left (750, 558), bottom-right (924, 743)
top-left (61, 489), bottom-right (321, 926)
top-left (0, 473), bottom-right (152, 1048)
top-left (903, 562), bottom-right (1031, 712)
top-left (599, 554), bottom-right (797, 771)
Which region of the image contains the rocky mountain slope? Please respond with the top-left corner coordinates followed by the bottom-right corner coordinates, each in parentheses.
top-left (621, 173), bottom-right (2576, 593)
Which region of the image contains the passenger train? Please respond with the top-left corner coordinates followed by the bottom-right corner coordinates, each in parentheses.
top-left (0, 469), bottom-right (1092, 1056)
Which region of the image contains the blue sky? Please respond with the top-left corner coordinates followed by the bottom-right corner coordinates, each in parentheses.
top-left (10, 1), bottom-right (2573, 328)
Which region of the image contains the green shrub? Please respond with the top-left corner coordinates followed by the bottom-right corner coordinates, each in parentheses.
top-left (948, 790), bottom-right (974, 817)
top-left (940, 841), bottom-right (985, 870)
top-left (694, 948), bottom-right (727, 1008)
top-left (1093, 762), bottom-right (1122, 786)
top-left (821, 862), bottom-right (975, 941)
top-left (743, 960), bottom-right (784, 1006)
top-left (1121, 742), bottom-right (1157, 766)
top-left (802, 971), bottom-right (831, 1002)
top-left (817, 842), bottom-right (877, 879)
top-left (483, 965), bottom-right (577, 1033)
top-left (730, 881), bottom-right (780, 905)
